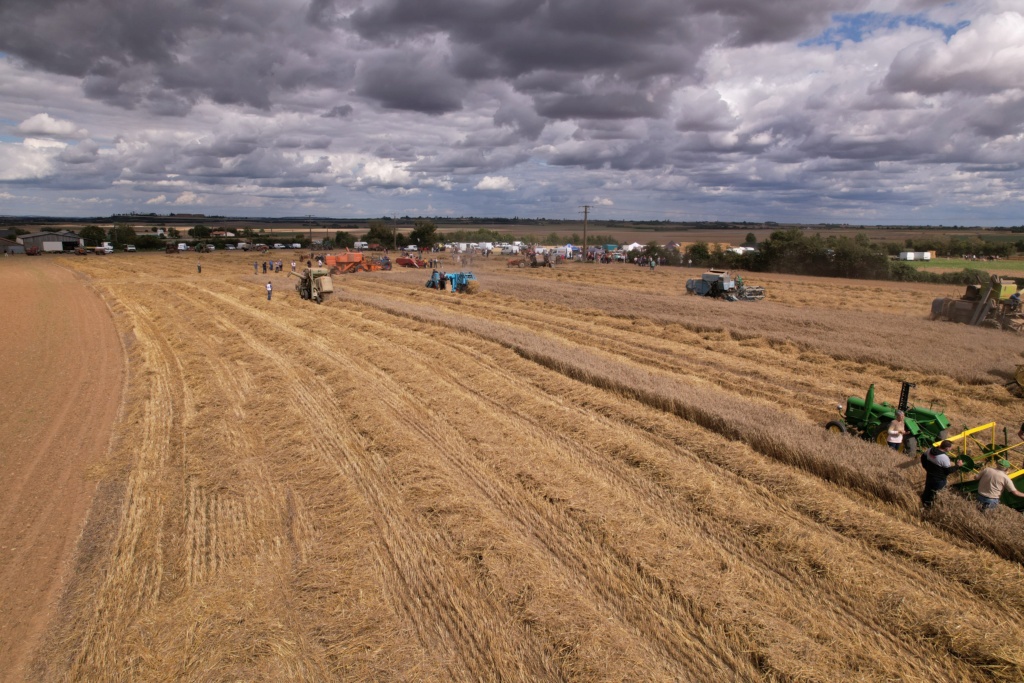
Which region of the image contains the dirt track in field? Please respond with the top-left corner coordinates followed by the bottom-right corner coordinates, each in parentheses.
top-left (21, 252), bottom-right (1024, 681)
top-left (0, 258), bottom-right (123, 682)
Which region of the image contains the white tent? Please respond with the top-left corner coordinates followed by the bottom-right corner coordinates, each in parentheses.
top-left (623, 242), bottom-right (644, 252)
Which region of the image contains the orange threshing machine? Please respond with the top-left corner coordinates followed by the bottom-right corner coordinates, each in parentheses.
top-left (325, 251), bottom-right (391, 274)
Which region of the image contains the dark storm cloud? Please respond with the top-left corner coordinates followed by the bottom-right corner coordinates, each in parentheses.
top-left (355, 49), bottom-right (467, 114)
top-left (3, 0), bottom-right (1023, 222)
top-left (493, 95), bottom-right (545, 139)
top-left (323, 104), bottom-right (354, 118)
top-left (676, 91), bottom-right (737, 132)
top-left (0, 0), bottom-right (345, 113)
top-left (58, 140), bottom-right (100, 164)
top-left (0, 0), bottom-right (864, 119)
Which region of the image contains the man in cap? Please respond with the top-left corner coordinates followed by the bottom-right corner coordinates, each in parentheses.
top-left (920, 440), bottom-right (962, 509)
top-left (976, 459), bottom-right (1024, 511)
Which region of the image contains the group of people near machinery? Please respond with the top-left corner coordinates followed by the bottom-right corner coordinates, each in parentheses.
top-left (883, 410), bottom-right (1024, 510)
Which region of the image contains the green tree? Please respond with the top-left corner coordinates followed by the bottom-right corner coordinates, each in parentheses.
top-left (685, 241), bottom-right (711, 264)
top-left (363, 220), bottom-right (405, 248)
top-left (744, 232), bottom-right (757, 245)
top-left (107, 223), bottom-right (136, 247)
top-left (409, 221), bottom-right (439, 248)
top-left (167, 227), bottom-right (181, 239)
top-left (333, 231), bottom-right (355, 249)
top-left (642, 240), bottom-right (664, 260)
top-left (79, 225), bottom-right (106, 245)
top-left (188, 225), bottom-right (212, 238)
top-left (135, 235), bottom-right (164, 250)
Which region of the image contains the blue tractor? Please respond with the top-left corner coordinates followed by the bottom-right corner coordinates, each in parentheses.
top-left (426, 270), bottom-right (477, 293)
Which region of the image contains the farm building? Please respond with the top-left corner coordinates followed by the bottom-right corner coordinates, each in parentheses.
top-left (18, 231), bottom-right (82, 252)
top-left (1, 237), bottom-right (26, 254)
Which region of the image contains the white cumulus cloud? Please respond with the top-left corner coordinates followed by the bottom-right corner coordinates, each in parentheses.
top-left (16, 113), bottom-right (87, 139)
top-left (0, 138), bottom-right (66, 180)
top-left (174, 191), bottom-right (202, 205)
top-left (475, 176), bottom-right (515, 191)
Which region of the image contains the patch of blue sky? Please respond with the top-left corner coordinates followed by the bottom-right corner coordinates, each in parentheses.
top-left (801, 12), bottom-right (970, 49)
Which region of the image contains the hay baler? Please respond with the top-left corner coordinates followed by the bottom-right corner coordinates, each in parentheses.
top-left (686, 269), bottom-right (765, 301)
top-left (825, 381), bottom-right (950, 455)
top-left (291, 267), bottom-right (334, 303)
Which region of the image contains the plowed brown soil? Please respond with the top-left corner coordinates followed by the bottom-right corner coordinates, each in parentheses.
top-left (18, 252), bottom-right (1024, 681)
top-left (0, 257), bottom-right (124, 682)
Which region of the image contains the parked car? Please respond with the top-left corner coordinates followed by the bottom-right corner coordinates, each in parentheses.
top-left (125, 244), bottom-right (137, 252)
top-left (273, 243), bottom-right (286, 249)
top-left (290, 243), bottom-right (302, 249)
top-left (225, 244), bottom-right (236, 250)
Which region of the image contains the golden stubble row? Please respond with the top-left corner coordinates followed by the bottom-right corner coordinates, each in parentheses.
top-left (40, 253), bottom-right (1024, 682)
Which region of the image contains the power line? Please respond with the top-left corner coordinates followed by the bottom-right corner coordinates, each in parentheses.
top-left (580, 204), bottom-right (590, 261)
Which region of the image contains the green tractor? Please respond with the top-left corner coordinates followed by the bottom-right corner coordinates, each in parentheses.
top-left (825, 381), bottom-right (951, 456)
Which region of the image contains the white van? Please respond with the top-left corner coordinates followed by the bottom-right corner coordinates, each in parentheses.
top-left (178, 243), bottom-right (188, 251)
top-left (354, 241), bottom-right (368, 250)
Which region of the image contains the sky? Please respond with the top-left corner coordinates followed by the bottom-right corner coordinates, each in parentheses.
top-left (1, 0), bottom-right (1023, 224)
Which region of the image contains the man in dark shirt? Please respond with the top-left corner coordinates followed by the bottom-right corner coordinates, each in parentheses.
top-left (920, 440), bottom-right (962, 509)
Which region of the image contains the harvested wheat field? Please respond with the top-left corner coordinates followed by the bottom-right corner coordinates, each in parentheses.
top-left (22, 252), bottom-right (1024, 681)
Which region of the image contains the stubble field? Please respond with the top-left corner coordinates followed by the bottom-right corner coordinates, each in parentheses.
top-left (32, 251), bottom-right (1024, 681)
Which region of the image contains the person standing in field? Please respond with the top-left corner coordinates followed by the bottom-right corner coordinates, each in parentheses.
top-left (976, 460), bottom-right (1024, 510)
top-left (886, 410), bottom-right (907, 451)
top-left (253, 261), bottom-right (258, 274)
top-left (262, 261), bottom-right (267, 273)
top-left (920, 440), bottom-right (962, 509)
top-left (291, 260), bottom-right (296, 273)
top-left (266, 281), bottom-right (273, 301)
top-left (197, 260), bottom-right (202, 274)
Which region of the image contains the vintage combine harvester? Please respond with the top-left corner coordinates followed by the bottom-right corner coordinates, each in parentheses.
top-left (426, 270), bottom-right (477, 293)
top-left (825, 381), bottom-right (950, 456)
top-left (930, 274), bottom-right (1022, 332)
top-left (685, 269), bottom-right (765, 301)
top-left (325, 251), bottom-right (390, 274)
top-left (290, 267), bottom-right (334, 304)
top-left (508, 250), bottom-right (558, 268)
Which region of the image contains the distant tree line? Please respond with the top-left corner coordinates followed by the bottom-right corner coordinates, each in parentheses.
top-left (678, 229), bottom-right (1019, 285)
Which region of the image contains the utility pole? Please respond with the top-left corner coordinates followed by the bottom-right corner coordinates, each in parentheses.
top-left (392, 213), bottom-right (397, 250)
top-left (307, 214), bottom-right (312, 247)
top-left (580, 204), bottom-right (591, 261)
